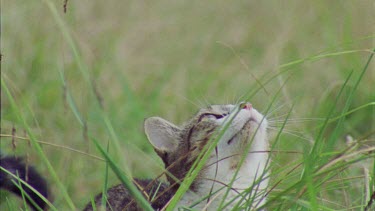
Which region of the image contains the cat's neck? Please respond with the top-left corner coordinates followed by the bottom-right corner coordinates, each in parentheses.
top-left (179, 132), bottom-right (269, 210)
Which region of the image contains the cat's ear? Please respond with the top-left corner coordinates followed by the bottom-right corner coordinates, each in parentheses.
top-left (144, 117), bottom-right (180, 153)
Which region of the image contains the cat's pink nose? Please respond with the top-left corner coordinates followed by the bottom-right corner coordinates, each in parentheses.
top-left (243, 103), bottom-right (252, 110)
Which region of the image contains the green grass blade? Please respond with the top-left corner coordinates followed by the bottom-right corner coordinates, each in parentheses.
top-left (325, 48), bottom-right (375, 154)
top-left (42, 0), bottom-right (90, 83)
top-left (91, 137), bottom-right (154, 211)
top-left (311, 70), bottom-right (353, 157)
top-left (100, 141), bottom-right (111, 211)
top-left (321, 102), bottom-right (375, 127)
top-left (279, 49), bottom-right (371, 69)
top-left (1, 78), bottom-right (76, 209)
top-left (0, 166), bottom-right (57, 211)
top-left (47, 0), bottom-right (135, 178)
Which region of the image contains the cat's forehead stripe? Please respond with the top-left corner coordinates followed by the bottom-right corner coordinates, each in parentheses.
top-left (196, 104), bottom-right (234, 118)
top-left (200, 105), bottom-right (225, 113)
top-left (209, 104), bottom-right (232, 112)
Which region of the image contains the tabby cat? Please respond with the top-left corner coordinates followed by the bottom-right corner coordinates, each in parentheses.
top-left (85, 102), bottom-right (270, 210)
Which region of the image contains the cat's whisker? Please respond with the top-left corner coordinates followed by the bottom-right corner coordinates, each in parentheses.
top-left (267, 127), bottom-right (312, 142)
top-left (267, 125), bottom-right (304, 133)
top-left (275, 129), bottom-right (308, 139)
top-left (204, 150), bottom-right (302, 170)
top-left (197, 97), bottom-right (210, 108)
top-left (264, 102), bottom-right (289, 118)
top-left (267, 112), bottom-right (289, 120)
top-left (194, 97), bottom-right (206, 109)
top-left (235, 91), bottom-right (247, 105)
top-left (231, 93), bottom-right (240, 106)
top-left (177, 94), bottom-right (201, 109)
top-left (204, 98), bottom-right (211, 108)
top-left (229, 95), bottom-right (234, 106)
top-left (264, 105), bottom-right (284, 117)
top-left (267, 117), bottom-right (325, 129)
top-left (231, 94), bottom-right (237, 105)
top-left (268, 117), bottom-right (325, 123)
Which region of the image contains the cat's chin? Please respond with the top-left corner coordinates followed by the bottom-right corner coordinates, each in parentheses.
top-left (225, 117), bottom-right (266, 146)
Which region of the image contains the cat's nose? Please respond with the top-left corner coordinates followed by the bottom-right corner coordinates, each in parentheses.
top-left (243, 103), bottom-right (252, 110)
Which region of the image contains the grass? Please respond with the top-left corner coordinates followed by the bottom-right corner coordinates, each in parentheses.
top-left (1, 0), bottom-right (374, 210)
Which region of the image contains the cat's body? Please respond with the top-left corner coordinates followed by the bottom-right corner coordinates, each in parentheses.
top-left (1, 103), bottom-right (270, 210)
top-left (86, 102), bottom-right (270, 210)
top-left (0, 153), bottom-right (49, 211)
top-left (83, 179), bottom-right (173, 210)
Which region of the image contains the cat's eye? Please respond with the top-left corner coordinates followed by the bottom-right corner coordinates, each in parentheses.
top-left (198, 113), bottom-right (228, 122)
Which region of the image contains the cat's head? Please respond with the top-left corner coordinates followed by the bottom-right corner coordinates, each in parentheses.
top-left (144, 103), bottom-right (268, 190)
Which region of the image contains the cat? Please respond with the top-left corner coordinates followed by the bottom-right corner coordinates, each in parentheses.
top-left (1, 102), bottom-right (270, 210)
top-left (85, 102), bottom-right (270, 210)
top-left (0, 153), bottom-right (49, 211)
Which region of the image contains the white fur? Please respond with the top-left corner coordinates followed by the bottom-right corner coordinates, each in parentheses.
top-left (178, 105), bottom-right (269, 210)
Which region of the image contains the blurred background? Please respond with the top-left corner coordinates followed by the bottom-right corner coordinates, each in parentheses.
top-left (1, 0), bottom-right (374, 209)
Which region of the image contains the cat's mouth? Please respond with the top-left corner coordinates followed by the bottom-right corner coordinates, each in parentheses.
top-left (226, 118), bottom-right (258, 145)
top-left (227, 136), bottom-right (236, 145)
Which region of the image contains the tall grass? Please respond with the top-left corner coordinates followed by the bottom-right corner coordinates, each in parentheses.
top-left (1, 0), bottom-right (374, 210)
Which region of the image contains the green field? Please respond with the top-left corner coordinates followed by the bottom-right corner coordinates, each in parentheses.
top-left (1, 1), bottom-right (374, 210)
